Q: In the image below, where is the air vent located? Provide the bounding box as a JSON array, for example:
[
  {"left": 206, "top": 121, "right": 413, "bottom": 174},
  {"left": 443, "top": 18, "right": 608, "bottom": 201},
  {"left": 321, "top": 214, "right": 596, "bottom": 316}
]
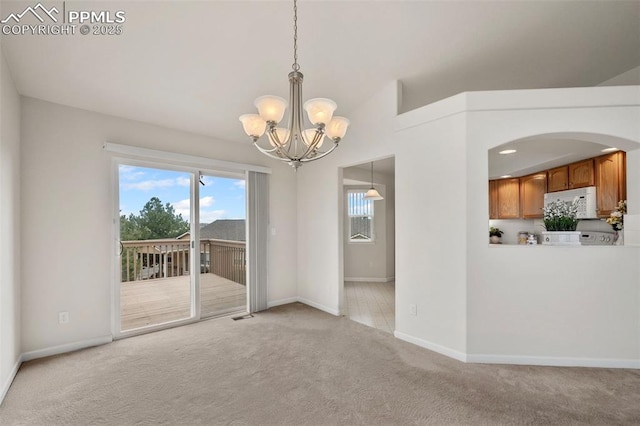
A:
[{"left": 232, "top": 314, "right": 254, "bottom": 321}]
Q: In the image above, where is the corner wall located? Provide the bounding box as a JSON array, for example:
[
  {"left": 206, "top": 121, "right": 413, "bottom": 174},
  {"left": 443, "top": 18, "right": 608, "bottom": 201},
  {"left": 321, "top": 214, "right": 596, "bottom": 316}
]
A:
[
  {"left": 0, "top": 46, "right": 22, "bottom": 401},
  {"left": 463, "top": 88, "right": 640, "bottom": 365},
  {"left": 296, "top": 82, "right": 468, "bottom": 354},
  {"left": 19, "top": 97, "right": 298, "bottom": 354}
]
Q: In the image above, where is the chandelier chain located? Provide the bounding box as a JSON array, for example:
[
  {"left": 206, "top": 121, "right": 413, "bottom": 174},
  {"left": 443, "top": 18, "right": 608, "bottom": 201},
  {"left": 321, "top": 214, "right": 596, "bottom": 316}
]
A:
[{"left": 292, "top": 0, "right": 299, "bottom": 71}]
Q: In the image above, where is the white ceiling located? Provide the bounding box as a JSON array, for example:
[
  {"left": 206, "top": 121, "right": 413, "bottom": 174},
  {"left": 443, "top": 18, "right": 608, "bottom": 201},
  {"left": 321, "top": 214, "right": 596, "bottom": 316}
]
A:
[
  {"left": 1, "top": 0, "right": 639, "bottom": 147},
  {"left": 488, "top": 138, "right": 616, "bottom": 179}
]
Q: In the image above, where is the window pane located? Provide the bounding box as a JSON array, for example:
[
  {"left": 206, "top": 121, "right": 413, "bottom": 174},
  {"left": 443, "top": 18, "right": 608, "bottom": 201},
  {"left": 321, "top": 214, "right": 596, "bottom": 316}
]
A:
[
  {"left": 348, "top": 192, "right": 373, "bottom": 216},
  {"left": 348, "top": 190, "right": 374, "bottom": 241},
  {"left": 350, "top": 217, "right": 372, "bottom": 240}
]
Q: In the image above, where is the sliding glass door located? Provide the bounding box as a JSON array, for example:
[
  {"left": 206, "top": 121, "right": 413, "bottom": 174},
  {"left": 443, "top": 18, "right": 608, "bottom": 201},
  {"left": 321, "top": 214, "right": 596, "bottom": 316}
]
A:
[
  {"left": 118, "top": 164, "right": 195, "bottom": 332},
  {"left": 198, "top": 174, "right": 247, "bottom": 318},
  {"left": 116, "top": 162, "right": 249, "bottom": 335}
]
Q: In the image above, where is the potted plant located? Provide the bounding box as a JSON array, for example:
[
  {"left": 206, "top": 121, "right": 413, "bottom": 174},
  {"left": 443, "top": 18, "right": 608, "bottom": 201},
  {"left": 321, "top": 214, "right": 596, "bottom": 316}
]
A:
[
  {"left": 489, "top": 227, "right": 503, "bottom": 244},
  {"left": 541, "top": 199, "right": 580, "bottom": 245},
  {"left": 606, "top": 199, "right": 626, "bottom": 245}
]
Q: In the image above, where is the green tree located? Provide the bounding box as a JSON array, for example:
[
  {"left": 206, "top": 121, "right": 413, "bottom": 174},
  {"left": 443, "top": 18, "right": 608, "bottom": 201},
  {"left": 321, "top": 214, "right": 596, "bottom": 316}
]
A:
[{"left": 120, "top": 197, "right": 190, "bottom": 241}]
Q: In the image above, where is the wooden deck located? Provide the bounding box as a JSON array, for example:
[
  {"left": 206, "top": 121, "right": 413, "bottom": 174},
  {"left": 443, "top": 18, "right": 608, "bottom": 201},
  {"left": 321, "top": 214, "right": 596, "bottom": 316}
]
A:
[{"left": 120, "top": 273, "right": 246, "bottom": 331}]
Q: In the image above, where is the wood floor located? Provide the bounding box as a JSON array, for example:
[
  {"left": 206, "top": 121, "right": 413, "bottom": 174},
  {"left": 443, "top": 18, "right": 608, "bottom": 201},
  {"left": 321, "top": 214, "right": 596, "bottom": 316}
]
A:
[
  {"left": 121, "top": 273, "right": 246, "bottom": 330},
  {"left": 344, "top": 281, "right": 395, "bottom": 333}
]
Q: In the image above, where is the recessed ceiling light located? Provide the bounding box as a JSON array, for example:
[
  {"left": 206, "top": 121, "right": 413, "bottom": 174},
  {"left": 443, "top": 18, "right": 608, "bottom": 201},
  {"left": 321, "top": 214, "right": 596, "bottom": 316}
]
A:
[
  {"left": 499, "top": 149, "right": 517, "bottom": 155},
  {"left": 601, "top": 147, "right": 619, "bottom": 152},
  {"left": 500, "top": 175, "right": 512, "bottom": 178}
]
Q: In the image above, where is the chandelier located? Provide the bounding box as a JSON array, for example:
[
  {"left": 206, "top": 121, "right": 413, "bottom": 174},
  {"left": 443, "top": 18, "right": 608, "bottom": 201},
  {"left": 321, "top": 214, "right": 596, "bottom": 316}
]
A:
[{"left": 239, "top": 0, "right": 349, "bottom": 170}]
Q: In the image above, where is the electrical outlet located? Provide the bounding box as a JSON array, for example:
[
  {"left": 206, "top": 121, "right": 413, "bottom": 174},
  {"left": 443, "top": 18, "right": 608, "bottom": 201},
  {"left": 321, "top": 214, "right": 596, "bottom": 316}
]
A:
[
  {"left": 58, "top": 311, "right": 69, "bottom": 324},
  {"left": 409, "top": 304, "right": 417, "bottom": 316}
]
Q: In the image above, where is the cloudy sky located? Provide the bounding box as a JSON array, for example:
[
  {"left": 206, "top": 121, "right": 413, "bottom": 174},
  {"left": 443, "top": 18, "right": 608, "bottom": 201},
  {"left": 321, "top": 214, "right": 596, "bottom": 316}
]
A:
[{"left": 119, "top": 165, "right": 246, "bottom": 224}]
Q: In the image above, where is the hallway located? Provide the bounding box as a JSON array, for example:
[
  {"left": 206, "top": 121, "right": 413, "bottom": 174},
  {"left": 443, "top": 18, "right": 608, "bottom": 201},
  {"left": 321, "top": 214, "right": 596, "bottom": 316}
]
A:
[{"left": 344, "top": 281, "right": 395, "bottom": 333}]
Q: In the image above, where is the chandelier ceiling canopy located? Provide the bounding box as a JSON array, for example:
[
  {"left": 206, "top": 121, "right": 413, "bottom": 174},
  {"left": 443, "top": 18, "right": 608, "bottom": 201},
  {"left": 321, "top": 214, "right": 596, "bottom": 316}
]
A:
[{"left": 239, "top": 0, "right": 349, "bottom": 170}]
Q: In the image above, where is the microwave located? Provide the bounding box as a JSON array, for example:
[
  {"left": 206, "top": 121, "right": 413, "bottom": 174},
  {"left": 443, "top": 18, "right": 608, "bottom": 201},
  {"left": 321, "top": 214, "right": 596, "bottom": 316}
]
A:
[{"left": 543, "top": 186, "right": 598, "bottom": 219}]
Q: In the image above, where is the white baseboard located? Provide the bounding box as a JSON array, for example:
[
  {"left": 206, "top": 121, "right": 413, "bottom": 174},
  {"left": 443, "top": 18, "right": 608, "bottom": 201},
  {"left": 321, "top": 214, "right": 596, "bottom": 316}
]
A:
[
  {"left": 1, "top": 354, "right": 24, "bottom": 405},
  {"left": 21, "top": 335, "right": 113, "bottom": 362},
  {"left": 344, "top": 277, "right": 395, "bottom": 283},
  {"left": 297, "top": 297, "right": 340, "bottom": 316},
  {"left": 267, "top": 297, "right": 299, "bottom": 308},
  {"left": 392, "top": 330, "right": 640, "bottom": 369},
  {"left": 268, "top": 297, "right": 340, "bottom": 317},
  {"left": 467, "top": 354, "right": 640, "bottom": 369},
  {"left": 394, "top": 331, "right": 468, "bottom": 362}
]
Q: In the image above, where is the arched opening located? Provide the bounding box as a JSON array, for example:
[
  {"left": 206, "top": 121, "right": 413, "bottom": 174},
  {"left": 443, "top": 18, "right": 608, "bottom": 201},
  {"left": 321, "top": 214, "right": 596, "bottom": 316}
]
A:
[{"left": 487, "top": 133, "right": 638, "bottom": 245}]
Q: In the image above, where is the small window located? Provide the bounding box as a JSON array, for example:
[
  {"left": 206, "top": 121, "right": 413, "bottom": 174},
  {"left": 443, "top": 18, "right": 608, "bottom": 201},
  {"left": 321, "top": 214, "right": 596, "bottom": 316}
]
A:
[{"left": 348, "top": 190, "right": 374, "bottom": 242}]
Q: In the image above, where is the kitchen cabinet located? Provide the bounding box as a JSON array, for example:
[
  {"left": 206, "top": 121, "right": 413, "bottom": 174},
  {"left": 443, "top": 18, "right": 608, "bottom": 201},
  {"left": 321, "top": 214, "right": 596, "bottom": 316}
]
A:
[
  {"left": 547, "top": 159, "right": 594, "bottom": 192},
  {"left": 520, "top": 173, "right": 547, "bottom": 218},
  {"left": 488, "top": 151, "right": 625, "bottom": 220},
  {"left": 495, "top": 178, "right": 520, "bottom": 219},
  {"left": 568, "top": 159, "right": 595, "bottom": 189},
  {"left": 547, "top": 166, "right": 568, "bottom": 192},
  {"left": 488, "top": 180, "right": 499, "bottom": 219},
  {"left": 595, "top": 151, "right": 626, "bottom": 217}
]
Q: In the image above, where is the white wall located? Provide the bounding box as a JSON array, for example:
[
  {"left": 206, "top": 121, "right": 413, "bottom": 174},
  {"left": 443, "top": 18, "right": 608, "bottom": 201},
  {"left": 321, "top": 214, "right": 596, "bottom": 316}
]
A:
[
  {"left": 19, "top": 97, "right": 298, "bottom": 353},
  {"left": 0, "top": 47, "right": 21, "bottom": 399},
  {"left": 394, "top": 112, "right": 469, "bottom": 355},
  {"left": 598, "top": 65, "right": 640, "bottom": 86}
]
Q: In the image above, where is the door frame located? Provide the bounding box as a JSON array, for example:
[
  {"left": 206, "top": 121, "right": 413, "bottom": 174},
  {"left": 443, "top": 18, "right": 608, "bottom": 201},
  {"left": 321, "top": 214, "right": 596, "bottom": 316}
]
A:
[
  {"left": 110, "top": 157, "right": 247, "bottom": 339},
  {"left": 338, "top": 156, "right": 396, "bottom": 329}
]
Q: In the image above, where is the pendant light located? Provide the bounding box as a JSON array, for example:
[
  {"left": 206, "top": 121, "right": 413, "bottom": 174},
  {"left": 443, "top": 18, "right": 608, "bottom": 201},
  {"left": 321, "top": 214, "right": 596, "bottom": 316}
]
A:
[
  {"left": 363, "top": 162, "right": 383, "bottom": 200},
  {"left": 239, "top": 0, "right": 350, "bottom": 170}
]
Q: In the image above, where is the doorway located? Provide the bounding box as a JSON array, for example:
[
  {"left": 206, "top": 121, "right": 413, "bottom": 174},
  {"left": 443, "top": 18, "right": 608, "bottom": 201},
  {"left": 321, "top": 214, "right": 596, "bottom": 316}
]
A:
[
  {"left": 116, "top": 162, "right": 247, "bottom": 335},
  {"left": 341, "top": 157, "right": 396, "bottom": 333}
]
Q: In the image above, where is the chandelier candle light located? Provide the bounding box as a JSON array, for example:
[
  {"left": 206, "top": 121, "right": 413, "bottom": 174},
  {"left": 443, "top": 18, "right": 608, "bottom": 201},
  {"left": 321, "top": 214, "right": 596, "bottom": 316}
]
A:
[{"left": 239, "top": 0, "right": 350, "bottom": 170}]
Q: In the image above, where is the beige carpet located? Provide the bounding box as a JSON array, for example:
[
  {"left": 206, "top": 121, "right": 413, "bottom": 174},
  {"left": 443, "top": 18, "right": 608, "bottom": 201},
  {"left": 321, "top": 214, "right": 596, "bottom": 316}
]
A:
[{"left": 1, "top": 303, "right": 639, "bottom": 425}]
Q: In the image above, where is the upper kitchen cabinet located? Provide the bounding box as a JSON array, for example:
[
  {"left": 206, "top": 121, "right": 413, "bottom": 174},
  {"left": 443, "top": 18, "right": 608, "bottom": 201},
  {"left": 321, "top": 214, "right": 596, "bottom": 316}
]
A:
[
  {"left": 520, "top": 173, "right": 547, "bottom": 219},
  {"left": 489, "top": 139, "right": 628, "bottom": 221},
  {"left": 547, "top": 159, "right": 595, "bottom": 192},
  {"left": 488, "top": 180, "right": 499, "bottom": 219},
  {"left": 595, "top": 151, "right": 626, "bottom": 217},
  {"left": 493, "top": 178, "right": 520, "bottom": 219},
  {"left": 568, "top": 159, "right": 595, "bottom": 189},
  {"left": 547, "top": 166, "right": 569, "bottom": 192}
]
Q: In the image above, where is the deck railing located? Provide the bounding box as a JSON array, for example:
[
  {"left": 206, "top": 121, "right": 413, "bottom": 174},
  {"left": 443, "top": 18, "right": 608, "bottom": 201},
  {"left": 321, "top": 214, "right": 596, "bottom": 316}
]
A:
[
  {"left": 121, "top": 238, "right": 246, "bottom": 285},
  {"left": 200, "top": 239, "right": 247, "bottom": 285}
]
